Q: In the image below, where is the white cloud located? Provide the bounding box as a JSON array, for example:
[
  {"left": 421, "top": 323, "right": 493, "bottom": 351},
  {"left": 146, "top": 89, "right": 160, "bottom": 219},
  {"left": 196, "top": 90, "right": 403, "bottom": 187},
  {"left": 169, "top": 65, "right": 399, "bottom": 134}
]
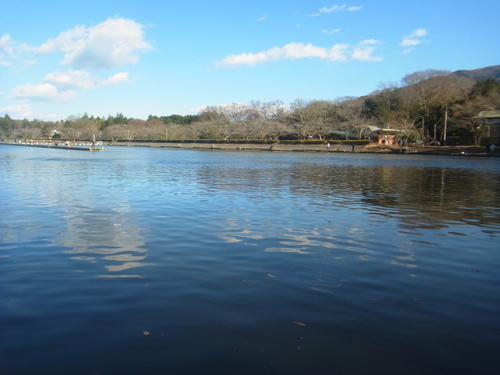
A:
[
  {"left": 216, "top": 40, "right": 381, "bottom": 68},
  {"left": 410, "top": 29, "right": 427, "bottom": 37},
  {"left": 47, "top": 18, "right": 153, "bottom": 70},
  {"left": 35, "top": 26, "right": 88, "bottom": 55},
  {"left": 359, "top": 39, "right": 381, "bottom": 45},
  {"left": 101, "top": 72, "right": 130, "bottom": 86},
  {"left": 0, "top": 34, "right": 31, "bottom": 56},
  {"left": 8, "top": 64, "right": 132, "bottom": 107},
  {"left": 10, "top": 83, "right": 77, "bottom": 103},
  {"left": 351, "top": 46, "right": 379, "bottom": 61},
  {"left": 2, "top": 17, "right": 147, "bottom": 112},
  {"left": 216, "top": 43, "right": 337, "bottom": 67},
  {"left": 400, "top": 29, "right": 427, "bottom": 50},
  {"left": 0, "top": 34, "right": 31, "bottom": 65},
  {"left": 319, "top": 4, "right": 363, "bottom": 13},
  {"left": 283, "top": 43, "right": 331, "bottom": 59},
  {"left": 0, "top": 34, "right": 14, "bottom": 55},
  {"left": 400, "top": 39, "right": 421, "bottom": 47},
  {"left": 34, "top": 17, "right": 153, "bottom": 70},
  {"left": 21, "top": 59, "right": 37, "bottom": 69},
  {"left": 0, "top": 104, "right": 37, "bottom": 118},
  {"left": 0, "top": 104, "right": 59, "bottom": 120},
  {"left": 43, "top": 70, "right": 91, "bottom": 89},
  {"left": 1, "top": 17, "right": 152, "bottom": 72},
  {"left": 42, "top": 70, "right": 130, "bottom": 90},
  {"left": 351, "top": 39, "right": 382, "bottom": 61}
]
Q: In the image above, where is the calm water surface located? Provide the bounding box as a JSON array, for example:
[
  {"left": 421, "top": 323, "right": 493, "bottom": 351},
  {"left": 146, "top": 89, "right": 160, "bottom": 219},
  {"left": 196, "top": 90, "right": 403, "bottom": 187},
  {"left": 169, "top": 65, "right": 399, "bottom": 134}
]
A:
[{"left": 1, "top": 145, "right": 499, "bottom": 375}]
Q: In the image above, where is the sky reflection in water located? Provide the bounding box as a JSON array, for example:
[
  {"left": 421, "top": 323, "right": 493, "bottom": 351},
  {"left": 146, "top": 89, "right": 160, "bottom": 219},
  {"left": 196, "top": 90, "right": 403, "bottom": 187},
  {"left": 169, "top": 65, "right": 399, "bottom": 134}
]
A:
[{"left": 0, "top": 145, "right": 499, "bottom": 375}]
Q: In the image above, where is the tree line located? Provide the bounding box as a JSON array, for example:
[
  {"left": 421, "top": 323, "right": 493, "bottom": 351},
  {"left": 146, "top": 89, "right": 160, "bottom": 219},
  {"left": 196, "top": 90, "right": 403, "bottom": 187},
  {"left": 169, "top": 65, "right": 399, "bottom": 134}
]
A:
[{"left": 1, "top": 69, "right": 499, "bottom": 145}]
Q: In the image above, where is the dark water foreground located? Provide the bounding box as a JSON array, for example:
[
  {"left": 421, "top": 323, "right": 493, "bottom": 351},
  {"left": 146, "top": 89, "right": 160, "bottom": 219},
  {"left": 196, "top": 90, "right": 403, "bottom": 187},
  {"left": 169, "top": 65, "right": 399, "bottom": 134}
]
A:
[{"left": 1, "top": 145, "right": 499, "bottom": 375}]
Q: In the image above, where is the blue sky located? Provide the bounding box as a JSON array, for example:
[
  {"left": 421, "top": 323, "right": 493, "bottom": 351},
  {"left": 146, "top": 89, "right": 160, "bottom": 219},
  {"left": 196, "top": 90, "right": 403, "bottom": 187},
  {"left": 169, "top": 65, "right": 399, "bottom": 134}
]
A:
[{"left": 1, "top": 0, "right": 499, "bottom": 120}]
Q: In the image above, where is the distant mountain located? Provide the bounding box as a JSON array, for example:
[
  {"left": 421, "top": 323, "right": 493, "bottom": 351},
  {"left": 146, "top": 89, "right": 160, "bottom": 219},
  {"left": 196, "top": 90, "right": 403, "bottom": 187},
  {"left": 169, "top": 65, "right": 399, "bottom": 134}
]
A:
[{"left": 452, "top": 65, "right": 500, "bottom": 81}]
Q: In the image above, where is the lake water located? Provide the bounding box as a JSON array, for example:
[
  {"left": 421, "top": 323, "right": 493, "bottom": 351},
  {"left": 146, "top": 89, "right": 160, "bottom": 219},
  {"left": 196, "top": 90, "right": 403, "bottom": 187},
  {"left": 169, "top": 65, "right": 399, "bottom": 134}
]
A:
[{"left": 1, "top": 145, "right": 499, "bottom": 375}]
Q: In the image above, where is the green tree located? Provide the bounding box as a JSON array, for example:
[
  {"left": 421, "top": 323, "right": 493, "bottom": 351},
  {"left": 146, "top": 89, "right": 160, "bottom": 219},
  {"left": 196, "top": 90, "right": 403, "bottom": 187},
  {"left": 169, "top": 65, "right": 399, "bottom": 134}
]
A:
[
  {"left": 0, "top": 114, "right": 14, "bottom": 137},
  {"left": 114, "top": 112, "right": 129, "bottom": 125},
  {"left": 452, "top": 79, "right": 500, "bottom": 144},
  {"left": 363, "top": 96, "right": 391, "bottom": 124}
]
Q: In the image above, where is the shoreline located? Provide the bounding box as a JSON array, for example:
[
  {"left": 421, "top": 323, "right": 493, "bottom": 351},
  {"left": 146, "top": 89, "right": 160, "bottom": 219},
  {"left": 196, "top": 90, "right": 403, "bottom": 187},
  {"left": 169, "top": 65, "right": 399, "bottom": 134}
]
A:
[
  {"left": 2, "top": 140, "right": 496, "bottom": 156},
  {"left": 110, "top": 141, "right": 496, "bottom": 156}
]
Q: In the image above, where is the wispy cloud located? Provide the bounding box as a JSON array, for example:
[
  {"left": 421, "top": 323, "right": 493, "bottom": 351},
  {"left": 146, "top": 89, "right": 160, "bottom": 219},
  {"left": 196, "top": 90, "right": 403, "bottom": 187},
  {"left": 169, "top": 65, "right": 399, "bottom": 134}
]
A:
[
  {"left": 10, "top": 83, "right": 77, "bottom": 103},
  {"left": 9, "top": 70, "right": 131, "bottom": 103},
  {"left": 400, "top": 29, "right": 427, "bottom": 53},
  {"left": 0, "top": 34, "right": 30, "bottom": 66},
  {"left": 0, "top": 34, "right": 14, "bottom": 55},
  {"left": 0, "top": 59, "right": 13, "bottom": 67},
  {"left": 19, "top": 59, "right": 37, "bottom": 70},
  {"left": 101, "top": 72, "right": 130, "bottom": 86},
  {"left": 42, "top": 70, "right": 130, "bottom": 90},
  {"left": 351, "top": 40, "right": 382, "bottom": 61},
  {"left": 0, "top": 104, "right": 40, "bottom": 118},
  {"left": 319, "top": 4, "right": 363, "bottom": 13},
  {"left": 216, "top": 40, "right": 381, "bottom": 68},
  {"left": 322, "top": 29, "right": 342, "bottom": 35},
  {"left": 309, "top": 4, "right": 362, "bottom": 17},
  {"left": 43, "top": 70, "right": 96, "bottom": 90}
]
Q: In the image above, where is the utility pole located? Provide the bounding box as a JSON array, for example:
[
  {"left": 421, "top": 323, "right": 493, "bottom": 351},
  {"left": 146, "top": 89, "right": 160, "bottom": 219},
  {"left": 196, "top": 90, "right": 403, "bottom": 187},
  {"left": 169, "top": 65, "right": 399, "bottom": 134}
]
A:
[
  {"left": 442, "top": 105, "right": 448, "bottom": 145},
  {"left": 421, "top": 117, "right": 425, "bottom": 143}
]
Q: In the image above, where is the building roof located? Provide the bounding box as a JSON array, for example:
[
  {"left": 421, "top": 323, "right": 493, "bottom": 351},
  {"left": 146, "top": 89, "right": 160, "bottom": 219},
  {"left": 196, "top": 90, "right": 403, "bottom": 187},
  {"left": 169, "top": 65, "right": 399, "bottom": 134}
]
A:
[{"left": 478, "top": 110, "right": 500, "bottom": 119}]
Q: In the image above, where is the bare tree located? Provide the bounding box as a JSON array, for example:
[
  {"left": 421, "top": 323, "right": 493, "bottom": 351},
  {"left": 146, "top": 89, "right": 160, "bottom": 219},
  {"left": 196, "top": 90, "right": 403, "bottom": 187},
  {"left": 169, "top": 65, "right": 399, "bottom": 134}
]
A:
[
  {"left": 102, "top": 124, "right": 127, "bottom": 140},
  {"left": 327, "top": 97, "right": 374, "bottom": 139},
  {"left": 288, "top": 98, "right": 317, "bottom": 139},
  {"left": 62, "top": 116, "right": 100, "bottom": 140},
  {"left": 401, "top": 70, "right": 474, "bottom": 141},
  {"left": 251, "top": 100, "right": 288, "bottom": 121}
]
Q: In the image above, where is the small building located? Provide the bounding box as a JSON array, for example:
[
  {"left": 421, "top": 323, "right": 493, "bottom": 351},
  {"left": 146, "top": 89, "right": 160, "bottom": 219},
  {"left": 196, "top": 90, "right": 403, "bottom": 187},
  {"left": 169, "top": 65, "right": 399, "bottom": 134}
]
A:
[
  {"left": 477, "top": 110, "right": 500, "bottom": 137},
  {"left": 377, "top": 130, "right": 397, "bottom": 145},
  {"left": 378, "top": 134, "right": 395, "bottom": 145},
  {"left": 376, "top": 128, "right": 407, "bottom": 145}
]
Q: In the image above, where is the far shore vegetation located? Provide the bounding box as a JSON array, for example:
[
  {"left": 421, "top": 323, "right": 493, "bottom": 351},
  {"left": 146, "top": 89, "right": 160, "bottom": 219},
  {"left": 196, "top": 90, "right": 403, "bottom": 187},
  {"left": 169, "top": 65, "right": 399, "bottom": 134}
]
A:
[{"left": 1, "top": 69, "right": 499, "bottom": 146}]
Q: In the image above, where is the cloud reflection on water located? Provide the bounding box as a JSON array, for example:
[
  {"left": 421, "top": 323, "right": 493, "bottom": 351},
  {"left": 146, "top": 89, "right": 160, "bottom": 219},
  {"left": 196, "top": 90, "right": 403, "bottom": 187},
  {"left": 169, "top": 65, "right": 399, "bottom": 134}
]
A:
[
  {"left": 60, "top": 207, "right": 152, "bottom": 277},
  {"left": 7, "top": 155, "right": 152, "bottom": 278}
]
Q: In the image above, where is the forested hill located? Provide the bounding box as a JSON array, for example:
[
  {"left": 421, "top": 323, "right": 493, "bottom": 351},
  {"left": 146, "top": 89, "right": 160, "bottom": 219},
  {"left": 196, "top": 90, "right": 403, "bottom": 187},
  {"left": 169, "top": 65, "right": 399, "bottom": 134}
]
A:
[{"left": 452, "top": 65, "right": 500, "bottom": 81}]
